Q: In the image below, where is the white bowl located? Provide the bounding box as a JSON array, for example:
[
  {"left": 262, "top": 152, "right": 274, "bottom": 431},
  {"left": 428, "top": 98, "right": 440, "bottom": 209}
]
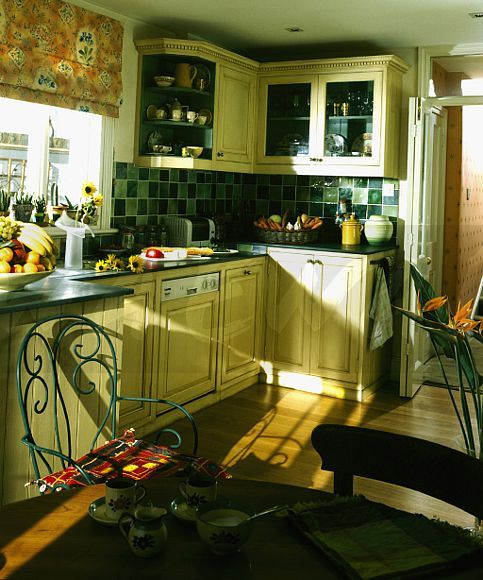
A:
[
  {"left": 196, "top": 500, "right": 253, "bottom": 555},
  {"left": 154, "top": 76, "right": 175, "bottom": 87},
  {"left": 186, "top": 146, "right": 203, "bottom": 159},
  {"left": 0, "top": 269, "right": 54, "bottom": 292}
]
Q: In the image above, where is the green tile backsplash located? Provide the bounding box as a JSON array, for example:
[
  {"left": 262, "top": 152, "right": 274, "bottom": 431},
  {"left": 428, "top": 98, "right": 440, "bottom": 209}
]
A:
[{"left": 112, "top": 162, "right": 399, "bottom": 236}]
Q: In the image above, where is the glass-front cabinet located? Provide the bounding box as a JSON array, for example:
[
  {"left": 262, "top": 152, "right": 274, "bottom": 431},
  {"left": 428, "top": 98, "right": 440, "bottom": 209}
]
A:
[{"left": 257, "top": 56, "right": 408, "bottom": 177}]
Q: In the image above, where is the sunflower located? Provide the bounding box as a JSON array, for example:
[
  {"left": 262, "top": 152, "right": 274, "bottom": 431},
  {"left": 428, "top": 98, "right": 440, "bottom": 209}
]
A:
[
  {"left": 127, "top": 255, "right": 144, "bottom": 274},
  {"left": 95, "top": 259, "right": 109, "bottom": 272},
  {"left": 92, "top": 194, "right": 103, "bottom": 207},
  {"left": 106, "top": 254, "right": 123, "bottom": 271},
  {"left": 82, "top": 181, "right": 97, "bottom": 197}
]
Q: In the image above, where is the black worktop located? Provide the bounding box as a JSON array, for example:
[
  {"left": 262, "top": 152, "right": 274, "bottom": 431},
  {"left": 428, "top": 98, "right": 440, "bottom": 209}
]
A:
[{"left": 0, "top": 242, "right": 396, "bottom": 315}]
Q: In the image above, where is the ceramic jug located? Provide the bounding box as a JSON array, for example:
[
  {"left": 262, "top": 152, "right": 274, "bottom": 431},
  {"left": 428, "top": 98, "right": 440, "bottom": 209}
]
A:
[
  {"left": 340, "top": 213, "right": 363, "bottom": 245},
  {"left": 119, "top": 506, "right": 168, "bottom": 558},
  {"left": 174, "top": 63, "right": 197, "bottom": 88}
]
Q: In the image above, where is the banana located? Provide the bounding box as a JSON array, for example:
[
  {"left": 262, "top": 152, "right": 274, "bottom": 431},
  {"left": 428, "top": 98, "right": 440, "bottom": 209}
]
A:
[
  {"left": 17, "top": 231, "right": 47, "bottom": 255},
  {"left": 20, "top": 223, "right": 54, "bottom": 254}
]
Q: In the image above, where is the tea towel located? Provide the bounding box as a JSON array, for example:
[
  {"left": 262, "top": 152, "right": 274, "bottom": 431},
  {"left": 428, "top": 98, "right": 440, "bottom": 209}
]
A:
[{"left": 369, "top": 265, "right": 393, "bottom": 350}]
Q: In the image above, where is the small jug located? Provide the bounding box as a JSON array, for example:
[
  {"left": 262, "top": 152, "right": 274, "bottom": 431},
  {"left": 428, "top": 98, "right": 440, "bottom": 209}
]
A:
[
  {"left": 174, "top": 63, "right": 197, "bottom": 88},
  {"left": 340, "top": 213, "right": 363, "bottom": 245},
  {"left": 119, "top": 506, "right": 168, "bottom": 558}
]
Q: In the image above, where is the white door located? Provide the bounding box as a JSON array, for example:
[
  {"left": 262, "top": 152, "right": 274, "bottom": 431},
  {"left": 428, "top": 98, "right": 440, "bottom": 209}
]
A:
[{"left": 399, "top": 97, "right": 447, "bottom": 397}]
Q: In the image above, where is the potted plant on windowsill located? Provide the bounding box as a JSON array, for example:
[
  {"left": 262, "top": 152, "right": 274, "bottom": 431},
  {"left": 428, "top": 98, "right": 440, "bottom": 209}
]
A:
[
  {"left": 33, "top": 195, "right": 47, "bottom": 224},
  {"left": 0, "top": 190, "right": 12, "bottom": 217},
  {"left": 12, "top": 191, "right": 34, "bottom": 222}
]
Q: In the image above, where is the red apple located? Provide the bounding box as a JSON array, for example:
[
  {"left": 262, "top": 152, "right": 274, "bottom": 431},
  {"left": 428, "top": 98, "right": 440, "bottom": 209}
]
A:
[{"left": 145, "top": 247, "right": 164, "bottom": 259}]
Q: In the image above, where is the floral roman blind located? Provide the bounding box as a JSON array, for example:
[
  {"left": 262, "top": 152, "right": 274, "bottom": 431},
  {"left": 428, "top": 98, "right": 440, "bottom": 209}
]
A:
[{"left": 0, "top": 0, "right": 123, "bottom": 117}]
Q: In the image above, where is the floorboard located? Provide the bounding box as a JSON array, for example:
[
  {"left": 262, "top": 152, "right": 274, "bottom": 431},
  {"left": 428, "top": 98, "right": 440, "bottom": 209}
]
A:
[{"left": 168, "top": 382, "right": 478, "bottom": 529}]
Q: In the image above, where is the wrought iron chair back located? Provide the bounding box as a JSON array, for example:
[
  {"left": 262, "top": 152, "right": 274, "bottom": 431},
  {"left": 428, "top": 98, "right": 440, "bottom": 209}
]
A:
[{"left": 16, "top": 313, "right": 198, "bottom": 488}]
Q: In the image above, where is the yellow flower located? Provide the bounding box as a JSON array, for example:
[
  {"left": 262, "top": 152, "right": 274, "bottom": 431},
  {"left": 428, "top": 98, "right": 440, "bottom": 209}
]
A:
[
  {"left": 106, "top": 254, "right": 123, "bottom": 271},
  {"left": 82, "top": 182, "right": 97, "bottom": 197},
  {"left": 93, "top": 194, "right": 103, "bottom": 207},
  {"left": 95, "top": 259, "right": 108, "bottom": 272},
  {"left": 127, "top": 255, "right": 144, "bottom": 273}
]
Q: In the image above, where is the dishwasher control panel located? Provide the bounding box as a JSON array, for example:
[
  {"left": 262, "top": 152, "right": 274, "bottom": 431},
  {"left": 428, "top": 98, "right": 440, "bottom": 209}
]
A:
[{"left": 161, "top": 273, "right": 219, "bottom": 301}]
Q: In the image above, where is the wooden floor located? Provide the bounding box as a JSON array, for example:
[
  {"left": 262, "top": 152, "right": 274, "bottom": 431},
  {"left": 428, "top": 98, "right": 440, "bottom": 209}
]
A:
[{"left": 170, "top": 381, "right": 477, "bottom": 529}]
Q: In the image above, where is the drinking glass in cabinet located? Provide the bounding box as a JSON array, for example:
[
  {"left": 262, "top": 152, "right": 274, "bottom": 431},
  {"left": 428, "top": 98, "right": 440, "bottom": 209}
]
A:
[
  {"left": 265, "top": 83, "right": 311, "bottom": 156},
  {"left": 325, "top": 80, "right": 374, "bottom": 158}
]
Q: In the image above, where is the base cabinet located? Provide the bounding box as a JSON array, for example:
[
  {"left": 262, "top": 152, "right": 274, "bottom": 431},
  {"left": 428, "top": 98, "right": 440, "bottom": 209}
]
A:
[
  {"left": 264, "top": 248, "right": 392, "bottom": 400},
  {"left": 158, "top": 291, "right": 219, "bottom": 406},
  {"left": 218, "top": 261, "right": 265, "bottom": 394}
]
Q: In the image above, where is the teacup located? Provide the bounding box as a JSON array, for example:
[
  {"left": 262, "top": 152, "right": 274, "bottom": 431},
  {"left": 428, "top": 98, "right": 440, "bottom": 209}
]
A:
[
  {"left": 151, "top": 144, "right": 172, "bottom": 154},
  {"left": 196, "top": 499, "right": 253, "bottom": 555},
  {"left": 178, "top": 472, "right": 218, "bottom": 515},
  {"left": 155, "top": 108, "right": 167, "bottom": 119},
  {"left": 105, "top": 478, "right": 146, "bottom": 521},
  {"left": 171, "top": 110, "right": 182, "bottom": 121},
  {"left": 187, "top": 111, "right": 198, "bottom": 123},
  {"left": 197, "top": 115, "right": 208, "bottom": 126}
]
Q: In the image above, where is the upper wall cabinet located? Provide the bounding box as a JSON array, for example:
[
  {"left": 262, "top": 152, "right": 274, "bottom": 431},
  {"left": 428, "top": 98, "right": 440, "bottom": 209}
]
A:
[
  {"left": 134, "top": 39, "right": 258, "bottom": 173},
  {"left": 256, "top": 55, "right": 409, "bottom": 177}
]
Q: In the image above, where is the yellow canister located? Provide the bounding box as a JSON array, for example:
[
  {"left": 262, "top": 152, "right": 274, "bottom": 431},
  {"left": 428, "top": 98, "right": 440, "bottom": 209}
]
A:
[{"left": 340, "top": 213, "right": 363, "bottom": 245}]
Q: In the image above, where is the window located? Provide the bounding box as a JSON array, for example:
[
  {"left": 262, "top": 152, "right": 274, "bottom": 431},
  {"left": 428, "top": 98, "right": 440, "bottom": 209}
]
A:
[{"left": 0, "top": 97, "right": 113, "bottom": 228}]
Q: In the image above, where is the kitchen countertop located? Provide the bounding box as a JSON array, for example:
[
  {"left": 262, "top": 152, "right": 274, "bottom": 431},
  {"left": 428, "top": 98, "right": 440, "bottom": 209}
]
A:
[{"left": 0, "top": 243, "right": 396, "bottom": 315}]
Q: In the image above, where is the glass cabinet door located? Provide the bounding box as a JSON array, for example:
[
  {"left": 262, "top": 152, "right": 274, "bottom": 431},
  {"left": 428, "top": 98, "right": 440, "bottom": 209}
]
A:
[
  {"left": 323, "top": 79, "right": 375, "bottom": 160},
  {"left": 261, "top": 78, "right": 317, "bottom": 161}
]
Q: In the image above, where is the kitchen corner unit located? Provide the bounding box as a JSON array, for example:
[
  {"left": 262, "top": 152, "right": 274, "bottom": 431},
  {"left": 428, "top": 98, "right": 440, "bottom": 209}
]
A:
[{"left": 134, "top": 38, "right": 258, "bottom": 173}]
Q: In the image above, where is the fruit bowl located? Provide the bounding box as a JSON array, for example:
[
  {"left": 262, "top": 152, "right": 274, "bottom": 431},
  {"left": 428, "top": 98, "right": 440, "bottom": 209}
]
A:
[
  {"left": 154, "top": 75, "right": 175, "bottom": 87},
  {"left": 0, "top": 269, "right": 55, "bottom": 292}
]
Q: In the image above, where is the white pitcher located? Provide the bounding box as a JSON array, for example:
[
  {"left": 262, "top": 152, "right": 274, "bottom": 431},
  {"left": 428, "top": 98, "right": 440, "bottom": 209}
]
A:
[{"left": 119, "top": 506, "right": 168, "bottom": 558}]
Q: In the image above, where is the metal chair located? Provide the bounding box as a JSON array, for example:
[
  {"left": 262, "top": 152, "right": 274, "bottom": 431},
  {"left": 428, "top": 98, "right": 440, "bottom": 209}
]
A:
[
  {"left": 311, "top": 423, "right": 483, "bottom": 520},
  {"left": 16, "top": 313, "right": 208, "bottom": 493}
]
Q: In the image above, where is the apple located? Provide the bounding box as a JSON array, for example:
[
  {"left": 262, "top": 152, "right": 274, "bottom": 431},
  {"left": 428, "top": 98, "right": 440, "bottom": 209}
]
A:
[
  {"left": 269, "top": 214, "right": 282, "bottom": 224},
  {"left": 145, "top": 247, "right": 164, "bottom": 259}
]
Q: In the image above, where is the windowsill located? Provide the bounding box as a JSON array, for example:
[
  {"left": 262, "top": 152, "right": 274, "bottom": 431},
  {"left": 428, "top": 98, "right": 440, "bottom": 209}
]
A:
[{"left": 46, "top": 226, "right": 119, "bottom": 238}]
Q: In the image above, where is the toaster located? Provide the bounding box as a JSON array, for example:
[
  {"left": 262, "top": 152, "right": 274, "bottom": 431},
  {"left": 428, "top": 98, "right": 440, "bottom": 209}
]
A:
[{"left": 164, "top": 216, "right": 216, "bottom": 247}]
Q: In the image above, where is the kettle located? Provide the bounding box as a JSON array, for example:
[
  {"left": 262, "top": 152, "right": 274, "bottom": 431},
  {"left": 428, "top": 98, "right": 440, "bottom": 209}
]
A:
[
  {"left": 174, "top": 63, "right": 197, "bottom": 88},
  {"left": 340, "top": 213, "right": 363, "bottom": 245}
]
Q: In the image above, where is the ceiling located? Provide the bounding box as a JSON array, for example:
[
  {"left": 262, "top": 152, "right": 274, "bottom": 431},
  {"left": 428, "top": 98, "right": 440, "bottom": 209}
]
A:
[{"left": 86, "top": 0, "right": 483, "bottom": 59}]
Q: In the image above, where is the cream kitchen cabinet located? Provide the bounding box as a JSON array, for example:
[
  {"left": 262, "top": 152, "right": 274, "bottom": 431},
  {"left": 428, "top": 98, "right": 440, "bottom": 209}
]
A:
[
  {"left": 213, "top": 63, "right": 257, "bottom": 172},
  {"left": 256, "top": 55, "right": 409, "bottom": 177},
  {"left": 217, "top": 260, "right": 265, "bottom": 396},
  {"left": 97, "top": 275, "right": 158, "bottom": 429},
  {"left": 264, "top": 247, "right": 394, "bottom": 401},
  {"left": 134, "top": 38, "right": 258, "bottom": 172},
  {"left": 158, "top": 289, "right": 219, "bottom": 406}
]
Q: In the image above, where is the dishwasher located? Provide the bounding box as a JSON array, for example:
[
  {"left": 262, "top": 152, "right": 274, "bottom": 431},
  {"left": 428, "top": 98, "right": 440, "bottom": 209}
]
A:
[{"left": 158, "top": 272, "right": 220, "bottom": 408}]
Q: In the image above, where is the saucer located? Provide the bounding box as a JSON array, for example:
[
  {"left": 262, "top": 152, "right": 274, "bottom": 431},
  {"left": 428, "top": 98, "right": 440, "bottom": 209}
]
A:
[
  {"left": 88, "top": 497, "right": 118, "bottom": 527},
  {"left": 170, "top": 496, "right": 196, "bottom": 522}
]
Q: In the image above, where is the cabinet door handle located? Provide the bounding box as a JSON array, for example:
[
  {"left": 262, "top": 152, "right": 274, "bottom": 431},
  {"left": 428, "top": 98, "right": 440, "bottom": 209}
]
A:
[
  {"left": 244, "top": 270, "right": 252, "bottom": 276},
  {"left": 307, "top": 259, "right": 315, "bottom": 264},
  {"left": 309, "top": 157, "right": 317, "bottom": 162},
  {"left": 217, "top": 151, "right": 224, "bottom": 157},
  {"left": 315, "top": 259, "right": 323, "bottom": 265}
]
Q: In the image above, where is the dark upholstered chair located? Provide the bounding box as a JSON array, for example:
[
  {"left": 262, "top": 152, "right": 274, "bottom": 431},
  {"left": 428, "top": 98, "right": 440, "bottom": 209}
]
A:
[
  {"left": 15, "top": 314, "right": 227, "bottom": 493},
  {"left": 311, "top": 423, "right": 483, "bottom": 520}
]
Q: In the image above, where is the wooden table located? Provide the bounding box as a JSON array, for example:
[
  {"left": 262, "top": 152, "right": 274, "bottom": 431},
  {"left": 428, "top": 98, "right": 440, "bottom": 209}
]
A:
[{"left": 0, "top": 478, "right": 481, "bottom": 579}]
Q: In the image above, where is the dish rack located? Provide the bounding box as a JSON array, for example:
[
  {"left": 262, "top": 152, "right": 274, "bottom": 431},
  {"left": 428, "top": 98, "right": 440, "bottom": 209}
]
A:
[{"left": 256, "top": 228, "right": 319, "bottom": 245}]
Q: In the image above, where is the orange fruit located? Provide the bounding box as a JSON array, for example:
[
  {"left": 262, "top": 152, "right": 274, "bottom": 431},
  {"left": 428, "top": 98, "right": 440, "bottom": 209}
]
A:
[
  {"left": 11, "top": 264, "right": 24, "bottom": 273},
  {"left": 36, "top": 263, "right": 46, "bottom": 272},
  {"left": 0, "top": 260, "right": 10, "bottom": 273},
  {"left": 23, "top": 262, "right": 38, "bottom": 273},
  {"left": 26, "top": 251, "right": 41, "bottom": 265},
  {"left": 0, "top": 247, "right": 14, "bottom": 262}
]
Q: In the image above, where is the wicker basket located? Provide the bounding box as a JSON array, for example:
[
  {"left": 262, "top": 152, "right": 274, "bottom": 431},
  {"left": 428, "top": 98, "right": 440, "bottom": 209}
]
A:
[{"left": 256, "top": 228, "right": 319, "bottom": 245}]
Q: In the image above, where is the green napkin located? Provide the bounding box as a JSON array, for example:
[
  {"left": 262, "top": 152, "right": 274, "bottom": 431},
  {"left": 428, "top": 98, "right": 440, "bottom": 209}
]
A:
[{"left": 287, "top": 496, "right": 483, "bottom": 579}]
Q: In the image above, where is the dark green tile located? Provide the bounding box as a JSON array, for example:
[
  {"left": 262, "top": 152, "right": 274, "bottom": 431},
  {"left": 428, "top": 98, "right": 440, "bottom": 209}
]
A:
[
  {"left": 116, "top": 162, "right": 127, "bottom": 179},
  {"left": 127, "top": 165, "right": 138, "bottom": 179},
  {"left": 127, "top": 181, "right": 137, "bottom": 198},
  {"left": 368, "top": 189, "right": 382, "bottom": 204}
]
